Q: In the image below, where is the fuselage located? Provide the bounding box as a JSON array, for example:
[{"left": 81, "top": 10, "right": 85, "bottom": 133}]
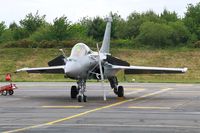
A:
[
  {"left": 64, "top": 43, "right": 99, "bottom": 79},
  {"left": 64, "top": 55, "right": 96, "bottom": 79}
]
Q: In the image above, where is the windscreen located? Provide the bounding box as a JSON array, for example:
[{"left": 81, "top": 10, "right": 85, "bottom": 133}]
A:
[{"left": 70, "top": 43, "right": 91, "bottom": 58}]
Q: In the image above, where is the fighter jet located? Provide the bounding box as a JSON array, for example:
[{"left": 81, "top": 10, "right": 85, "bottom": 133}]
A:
[{"left": 17, "top": 15, "right": 187, "bottom": 102}]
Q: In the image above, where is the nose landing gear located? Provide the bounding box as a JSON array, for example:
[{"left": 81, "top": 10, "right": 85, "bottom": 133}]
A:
[
  {"left": 70, "top": 79, "right": 87, "bottom": 102},
  {"left": 78, "top": 95, "right": 87, "bottom": 102}
]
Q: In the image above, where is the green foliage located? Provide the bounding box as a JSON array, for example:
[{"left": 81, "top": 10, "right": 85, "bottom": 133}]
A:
[
  {"left": 126, "top": 10, "right": 161, "bottom": 39},
  {"left": 84, "top": 17, "right": 106, "bottom": 41},
  {"left": 111, "top": 12, "right": 126, "bottom": 39},
  {"left": 136, "top": 22, "right": 173, "bottom": 48},
  {"left": 136, "top": 21, "right": 192, "bottom": 48},
  {"left": 126, "top": 12, "right": 144, "bottom": 39},
  {"left": 142, "top": 10, "right": 161, "bottom": 22},
  {"left": 29, "top": 25, "right": 52, "bottom": 41},
  {"left": 160, "top": 9, "right": 178, "bottom": 22},
  {"left": 29, "top": 16, "right": 73, "bottom": 42},
  {"left": 111, "top": 39, "right": 133, "bottom": 48},
  {"left": 9, "top": 22, "right": 18, "bottom": 30},
  {"left": 3, "top": 39, "right": 95, "bottom": 48},
  {"left": 8, "top": 22, "right": 28, "bottom": 40},
  {"left": 12, "top": 27, "right": 29, "bottom": 40},
  {"left": 69, "top": 23, "right": 87, "bottom": 39},
  {"left": 0, "top": 29, "right": 14, "bottom": 43},
  {"left": 168, "top": 21, "right": 191, "bottom": 44},
  {"left": 19, "top": 11, "right": 46, "bottom": 35},
  {"left": 184, "top": 3, "right": 200, "bottom": 40},
  {"left": 0, "top": 21, "right": 6, "bottom": 36},
  {"left": 50, "top": 16, "right": 71, "bottom": 41}
]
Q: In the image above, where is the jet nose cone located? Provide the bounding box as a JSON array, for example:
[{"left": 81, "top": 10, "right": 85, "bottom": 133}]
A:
[{"left": 64, "top": 62, "right": 81, "bottom": 77}]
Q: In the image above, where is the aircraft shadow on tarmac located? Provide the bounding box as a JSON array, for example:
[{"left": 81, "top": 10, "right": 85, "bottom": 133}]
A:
[{"left": 16, "top": 94, "right": 184, "bottom": 105}]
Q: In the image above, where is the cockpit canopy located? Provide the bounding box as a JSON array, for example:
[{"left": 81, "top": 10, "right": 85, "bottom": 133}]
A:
[{"left": 70, "top": 43, "right": 92, "bottom": 58}]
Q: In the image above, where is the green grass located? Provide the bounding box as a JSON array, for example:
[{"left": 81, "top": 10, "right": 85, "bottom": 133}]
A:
[{"left": 0, "top": 48, "right": 199, "bottom": 83}]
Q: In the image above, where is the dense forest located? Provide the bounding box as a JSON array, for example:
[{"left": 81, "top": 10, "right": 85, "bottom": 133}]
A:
[{"left": 0, "top": 2, "right": 200, "bottom": 49}]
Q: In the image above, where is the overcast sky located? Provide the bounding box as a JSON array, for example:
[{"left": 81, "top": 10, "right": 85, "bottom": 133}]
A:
[{"left": 0, "top": 0, "right": 199, "bottom": 25}]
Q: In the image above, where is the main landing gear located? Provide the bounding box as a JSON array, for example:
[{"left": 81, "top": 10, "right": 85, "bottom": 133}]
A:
[
  {"left": 113, "top": 85, "right": 124, "bottom": 97},
  {"left": 70, "top": 79, "right": 87, "bottom": 102},
  {"left": 70, "top": 77, "right": 124, "bottom": 102},
  {"left": 108, "top": 76, "right": 124, "bottom": 97}
]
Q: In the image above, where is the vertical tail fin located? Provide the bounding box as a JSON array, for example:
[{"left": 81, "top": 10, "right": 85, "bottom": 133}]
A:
[{"left": 100, "top": 15, "right": 112, "bottom": 54}]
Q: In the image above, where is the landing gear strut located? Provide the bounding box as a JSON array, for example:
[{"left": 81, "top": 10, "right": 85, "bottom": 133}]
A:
[
  {"left": 70, "top": 80, "right": 87, "bottom": 102},
  {"left": 108, "top": 76, "right": 124, "bottom": 97},
  {"left": 77, "top": 79, "right": 87, "bottom": 102}
]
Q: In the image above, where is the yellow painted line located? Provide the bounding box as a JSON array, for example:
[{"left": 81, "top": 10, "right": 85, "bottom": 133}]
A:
[
  {"left": 3, "top": 88, "right": 173, "bottom": 133},
  {"left": 128, "top": 106, "right": 171, "bottom": 109},
  {"left": 42, "top": 106, "right": 83, "bottom": 109}
]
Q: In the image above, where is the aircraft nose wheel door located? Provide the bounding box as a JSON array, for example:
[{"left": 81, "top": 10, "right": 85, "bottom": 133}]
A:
[{"left": 77, "top": 80, "right": 87, "bottom": 102}]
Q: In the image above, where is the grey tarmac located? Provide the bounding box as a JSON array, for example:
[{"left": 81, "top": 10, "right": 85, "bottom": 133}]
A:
[{"left": 0, "top": 82, "right": 200, "bottom": 133}]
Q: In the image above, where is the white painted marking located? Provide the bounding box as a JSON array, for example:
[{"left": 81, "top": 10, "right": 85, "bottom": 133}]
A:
[
  {"left": 37, "top": 123, "right": 200, "bottom": 129},
  {"left": 125, "top": 89, "right": 145, "bottom": 95},
  {"left": 128, "top": 106, "right": 171, "bottom": 109}
]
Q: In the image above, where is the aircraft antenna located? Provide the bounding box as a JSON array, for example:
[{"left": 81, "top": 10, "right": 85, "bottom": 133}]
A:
[{"left": 59, "top": 49, "right": 67, "bottom": 58}]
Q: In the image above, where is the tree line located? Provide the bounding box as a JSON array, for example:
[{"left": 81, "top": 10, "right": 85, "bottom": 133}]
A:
[{"left": 0, "top": 2, "right": 200, "bottom": 49}]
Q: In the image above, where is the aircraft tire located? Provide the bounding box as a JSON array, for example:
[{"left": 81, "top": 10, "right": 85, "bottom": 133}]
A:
[
  {"left": 83, "top": 95, "right": 87, "bottom": 102},
  {"left": 2, "top": 90, "right": 8, "bottom": 96},
  {"left": 117, "top": 86, "right": 124, "bottom": 97},
  {"left": 71, "top": 86, "right": 78, "bottom": 99},
  {"left": 78, "top": 95, "right": 82, "bottom": 102},
  {"left": 8, "top": 90, "right": 14, "bottom": 95}
]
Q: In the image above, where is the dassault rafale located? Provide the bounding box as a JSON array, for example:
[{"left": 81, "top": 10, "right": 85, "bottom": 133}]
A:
[{"left": 17, "top": 15, "right": 187, "bottom": 102}]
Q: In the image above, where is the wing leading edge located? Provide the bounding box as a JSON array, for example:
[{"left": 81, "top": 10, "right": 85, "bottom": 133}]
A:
[
  {"left": 16, "top": 66, "right": 65, "bottom": 74},
  {"left": 111, "top": 65, "right": 187, "bottom": 74}
]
